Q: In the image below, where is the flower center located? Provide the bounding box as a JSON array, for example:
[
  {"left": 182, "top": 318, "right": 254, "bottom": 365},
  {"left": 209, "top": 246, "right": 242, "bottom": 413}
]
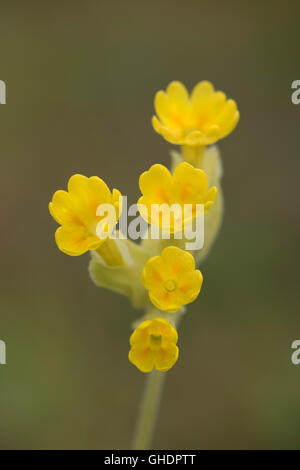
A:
[
  {"left": 150, "top": 334, "right": 162, "bottom": 349},
  {"left": 163, "top": 279, "right": 177, "bottom": 293}
]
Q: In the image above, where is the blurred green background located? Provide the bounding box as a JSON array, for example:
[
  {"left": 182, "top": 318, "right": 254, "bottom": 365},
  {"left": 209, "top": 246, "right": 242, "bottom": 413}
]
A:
[{"left": 0, "top": 0, "right": 299, "bottom": 449}]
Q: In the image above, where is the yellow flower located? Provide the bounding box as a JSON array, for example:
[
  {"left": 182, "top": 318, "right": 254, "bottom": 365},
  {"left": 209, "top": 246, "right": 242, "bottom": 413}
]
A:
[
  {"left": 152, "top": 80, "right": 239, "bottom": 146},
  {"left": 142, "top": 246, "right": 203, "bottom": 313},
  {"left": 49, "top": 174, "right": 122, "bottom": 256},
  {"left": 129, "top": 318, "right": 179, "bottom": 373},
  {"left": 138, "top": 161, "right": 217, "bottom": 233}
]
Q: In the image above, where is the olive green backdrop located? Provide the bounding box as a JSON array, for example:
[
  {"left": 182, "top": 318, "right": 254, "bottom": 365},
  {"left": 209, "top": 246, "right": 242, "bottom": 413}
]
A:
[{"left": 0, "top": 0, "right": 299, "bottom": 449}]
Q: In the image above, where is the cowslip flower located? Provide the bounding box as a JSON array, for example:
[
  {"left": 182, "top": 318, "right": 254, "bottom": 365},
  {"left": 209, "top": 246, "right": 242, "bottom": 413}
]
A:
[
  {"left": 142, "top": 246, "right": 203, "bottom": 313},
  {"left": 49, "top": 77, "right": 240, "bottom": 448},
  {"left": 138, "top": 161, "right": 217, "bottom": 232},
  {"left": 49, "top": 174, "right": 122, "bottom": 256},
  {"left": 129, "top": 318, "right": 179, "bottom": 373},
  {"left": 152, "top": 80, "right": 239, "bottom": 147}
]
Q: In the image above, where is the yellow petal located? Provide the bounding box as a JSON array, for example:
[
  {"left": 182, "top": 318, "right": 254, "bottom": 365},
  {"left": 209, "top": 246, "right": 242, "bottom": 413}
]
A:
[
  {"left": 139, "top": 163, "right": 172, "bottom": 202},
  {"left": 129, "top": 345, "right": 154, "bottom": 373},
  {"left": 203, "top": 124, "right": 221, "bottom": 141},
  {"left": 65, "top": 175, "right": 96, "bottom": 225},
  {"left": 191, "top": 80, "right": 214, "bottom": 102},
  {"left": 151, "top": 116, "right": 183, "bottom": 144},
  {"left": 49, "top": 190, "right": 79, "bottom": 226},
  {"left": 55, "top": 225, "right": 101, "bottom": 256},
  {"left": 67, "top": 175, "right": 111, "bottom": 222},
  {"left": 210, "top": 91, "right": 227, "bottom": 113},
  {"left": 149, "top": 291, "right": 181, "bottom": 313},
  {"left": 112, "top": 188, "right": 123, "bottom": 220},
  {"left": 129, "top": 320, "right": 152, "bottom": 347},
  {"left": 154, "top": 90, "right": 173, "bottom": 126},
  {"left": 161, "top": 245, "right": 195, "bottom": 274},
  {"left": 87, "top": 176, "right": 112, "bottom": 205},
  {"left": 183, "top": 130, "right": 207, "bottom": 146},
  {"left": 203, "top": 186, "right": 218, "bottom": 213},
  {"left": 153, "top": 81, "right": 189, "bottom": 136},
  {"left": 215, "top": 99, "right": 239, "bottom": 137},
  {"left": 178, "top": 269, "right": 203, "bottom": 302},
  {"left": 166, "top": 81, "right": 189, "bottom": 108},
  {"left": 173, "top": 162, "right": 208, "bottom": 198},
  {"left": 154, "top": 344, "right": 179, "bottom": 371},
  {"left": 150, "top": 318, "right": 177, "bottom": 339},
  {"left": 205, "top": 186, "right": 218, "bottom": 201},
  {"left": 142, "top": 255, "right": 173, "bottom": 288},
  {"left": 152, "top": 114, "right": 162, "bottom": 133},
  {"left": 159, "top": 321, "right": 178, "bottom": 345},
  {"left": 137, "top": 196, "right": 151, "bottom": 225},
  {"left": 67, "top": 174, "right": 89, "bottom": 199}
]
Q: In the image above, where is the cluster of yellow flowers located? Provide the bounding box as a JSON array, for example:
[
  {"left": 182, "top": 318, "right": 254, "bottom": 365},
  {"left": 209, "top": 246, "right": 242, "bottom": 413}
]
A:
[{"left": 49, "top": 81, "right": 239, "bottom": 373}]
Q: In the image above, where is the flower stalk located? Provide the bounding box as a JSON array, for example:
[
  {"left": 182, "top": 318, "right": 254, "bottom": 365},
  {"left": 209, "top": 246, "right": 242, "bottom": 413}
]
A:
[
  {"left": 181, "top": 144, "right": 205, "bottom": 167},
  {"left": 132, "top": 369, "right": 166, "bottom": 450},
  {"left": 96, "top": 238, "right": 125, "bottom": 266}
]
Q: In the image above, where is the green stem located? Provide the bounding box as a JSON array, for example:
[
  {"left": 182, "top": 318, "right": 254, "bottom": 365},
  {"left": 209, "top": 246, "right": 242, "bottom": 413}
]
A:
[{"left": 132, "top": 369, "right": 166, "bottom": 450}]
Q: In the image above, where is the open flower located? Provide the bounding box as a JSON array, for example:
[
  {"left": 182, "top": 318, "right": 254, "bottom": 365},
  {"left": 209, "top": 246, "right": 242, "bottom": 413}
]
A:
[
  {"left": 142, "top": 246, "right": 203, "bottom": 313},
  {"left": 152, "top": 80, "right": 239, "bottom": 146},
  {"left": 138, "top": 162, "right": 217, "bottom": 233},
  {"left": 129, "top": 318, "right": 179, "bottom": 373},
  {"left": 49, "top": 174, "right": 122, "bottom": 256}
]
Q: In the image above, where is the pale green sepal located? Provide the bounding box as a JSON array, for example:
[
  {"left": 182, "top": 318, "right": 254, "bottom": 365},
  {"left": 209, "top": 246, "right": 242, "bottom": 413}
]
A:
[
  {"left": 88, "top": 238, "right": 150, "bottom": 309},
  {"left": 196, "top": 145, "right": 224, "bottom": 264},
  {"left": 170, "top": 149, "right": 183, "bottom": 173},
  {"left": 132, "top": 306, "right": 186, "bottom": 330}
]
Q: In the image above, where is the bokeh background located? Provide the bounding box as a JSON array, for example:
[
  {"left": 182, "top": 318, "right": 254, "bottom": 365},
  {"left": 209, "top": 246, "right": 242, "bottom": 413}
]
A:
[{"left": 0, "top": 0, "right": 299, "bottom": 449}]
